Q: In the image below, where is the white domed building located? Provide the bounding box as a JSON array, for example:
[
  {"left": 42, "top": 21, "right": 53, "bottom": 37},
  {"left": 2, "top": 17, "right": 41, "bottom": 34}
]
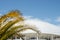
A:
[
  {"left": 22, "top": 19, "right": 60, "bottom": 40},
  {"left": 8, "top": 18, "right": 60, "bottom": 40}
]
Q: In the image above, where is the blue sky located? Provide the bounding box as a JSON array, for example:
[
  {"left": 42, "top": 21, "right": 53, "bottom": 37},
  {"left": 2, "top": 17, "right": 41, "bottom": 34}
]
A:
[{"left": 0, "top": 0, "right": 60, "bottom": 25}]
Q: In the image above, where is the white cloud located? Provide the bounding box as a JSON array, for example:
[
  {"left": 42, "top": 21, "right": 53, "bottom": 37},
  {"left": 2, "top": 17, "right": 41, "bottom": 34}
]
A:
[
  {"left": 56, "top": 17, "right": 60, "bottom": 22},
  {"left": 23, "top": 16, "right": 33, "bottom": 19},
  {"left": 23, "top": 16, "right": 60, "bottom": 35},
  {"left": 43, "top": 18, "right": 52, "bottom": 22},
  {"left": 0, "top": 14, "right": 2, "bottom": 18},
  {"left": 0, "top": 14, "right": 2, "bottom": 16}
]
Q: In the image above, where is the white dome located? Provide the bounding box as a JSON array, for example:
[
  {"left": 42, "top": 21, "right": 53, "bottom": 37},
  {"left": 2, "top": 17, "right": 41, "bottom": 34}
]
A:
[{"left": 23, "top": 19, "right": 60, "bottom": 35}]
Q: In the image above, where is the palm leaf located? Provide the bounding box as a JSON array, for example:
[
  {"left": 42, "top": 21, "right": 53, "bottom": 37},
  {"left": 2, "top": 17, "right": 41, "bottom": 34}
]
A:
[
  {"left": 0, "top": 10, "right": 23, "bottom": 27},
  {"left": 0, "top": 26, "right": 23, "bottom": 40},
  {"left": 0, "top": 25, "right": 40, "bottom": 40},
  {"left": 0, "top": 20, "right": 19, "bottom": 35},
  {"left": 0, "top": 10, "right": 39, "bottom": 40}
]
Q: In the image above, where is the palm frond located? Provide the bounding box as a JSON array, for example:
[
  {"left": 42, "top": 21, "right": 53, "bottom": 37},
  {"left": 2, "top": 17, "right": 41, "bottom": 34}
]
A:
[
  {"left": 0, "top": 25, "right": 40, "bottom": 40},
  {"left": 0, "top": 26, "right": 23, "bottom": 40},
  {"left": 0, "top": 10, "right": 23, "bottom": 27},
  {"left": 0, "top": 10, "right": 39, "bottom": 40}
]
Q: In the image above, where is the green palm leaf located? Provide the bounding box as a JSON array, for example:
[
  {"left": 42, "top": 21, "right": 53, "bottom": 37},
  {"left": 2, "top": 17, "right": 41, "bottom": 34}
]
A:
[{"left": 0, "top": 10, "right": 39, "bottom": 40}]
